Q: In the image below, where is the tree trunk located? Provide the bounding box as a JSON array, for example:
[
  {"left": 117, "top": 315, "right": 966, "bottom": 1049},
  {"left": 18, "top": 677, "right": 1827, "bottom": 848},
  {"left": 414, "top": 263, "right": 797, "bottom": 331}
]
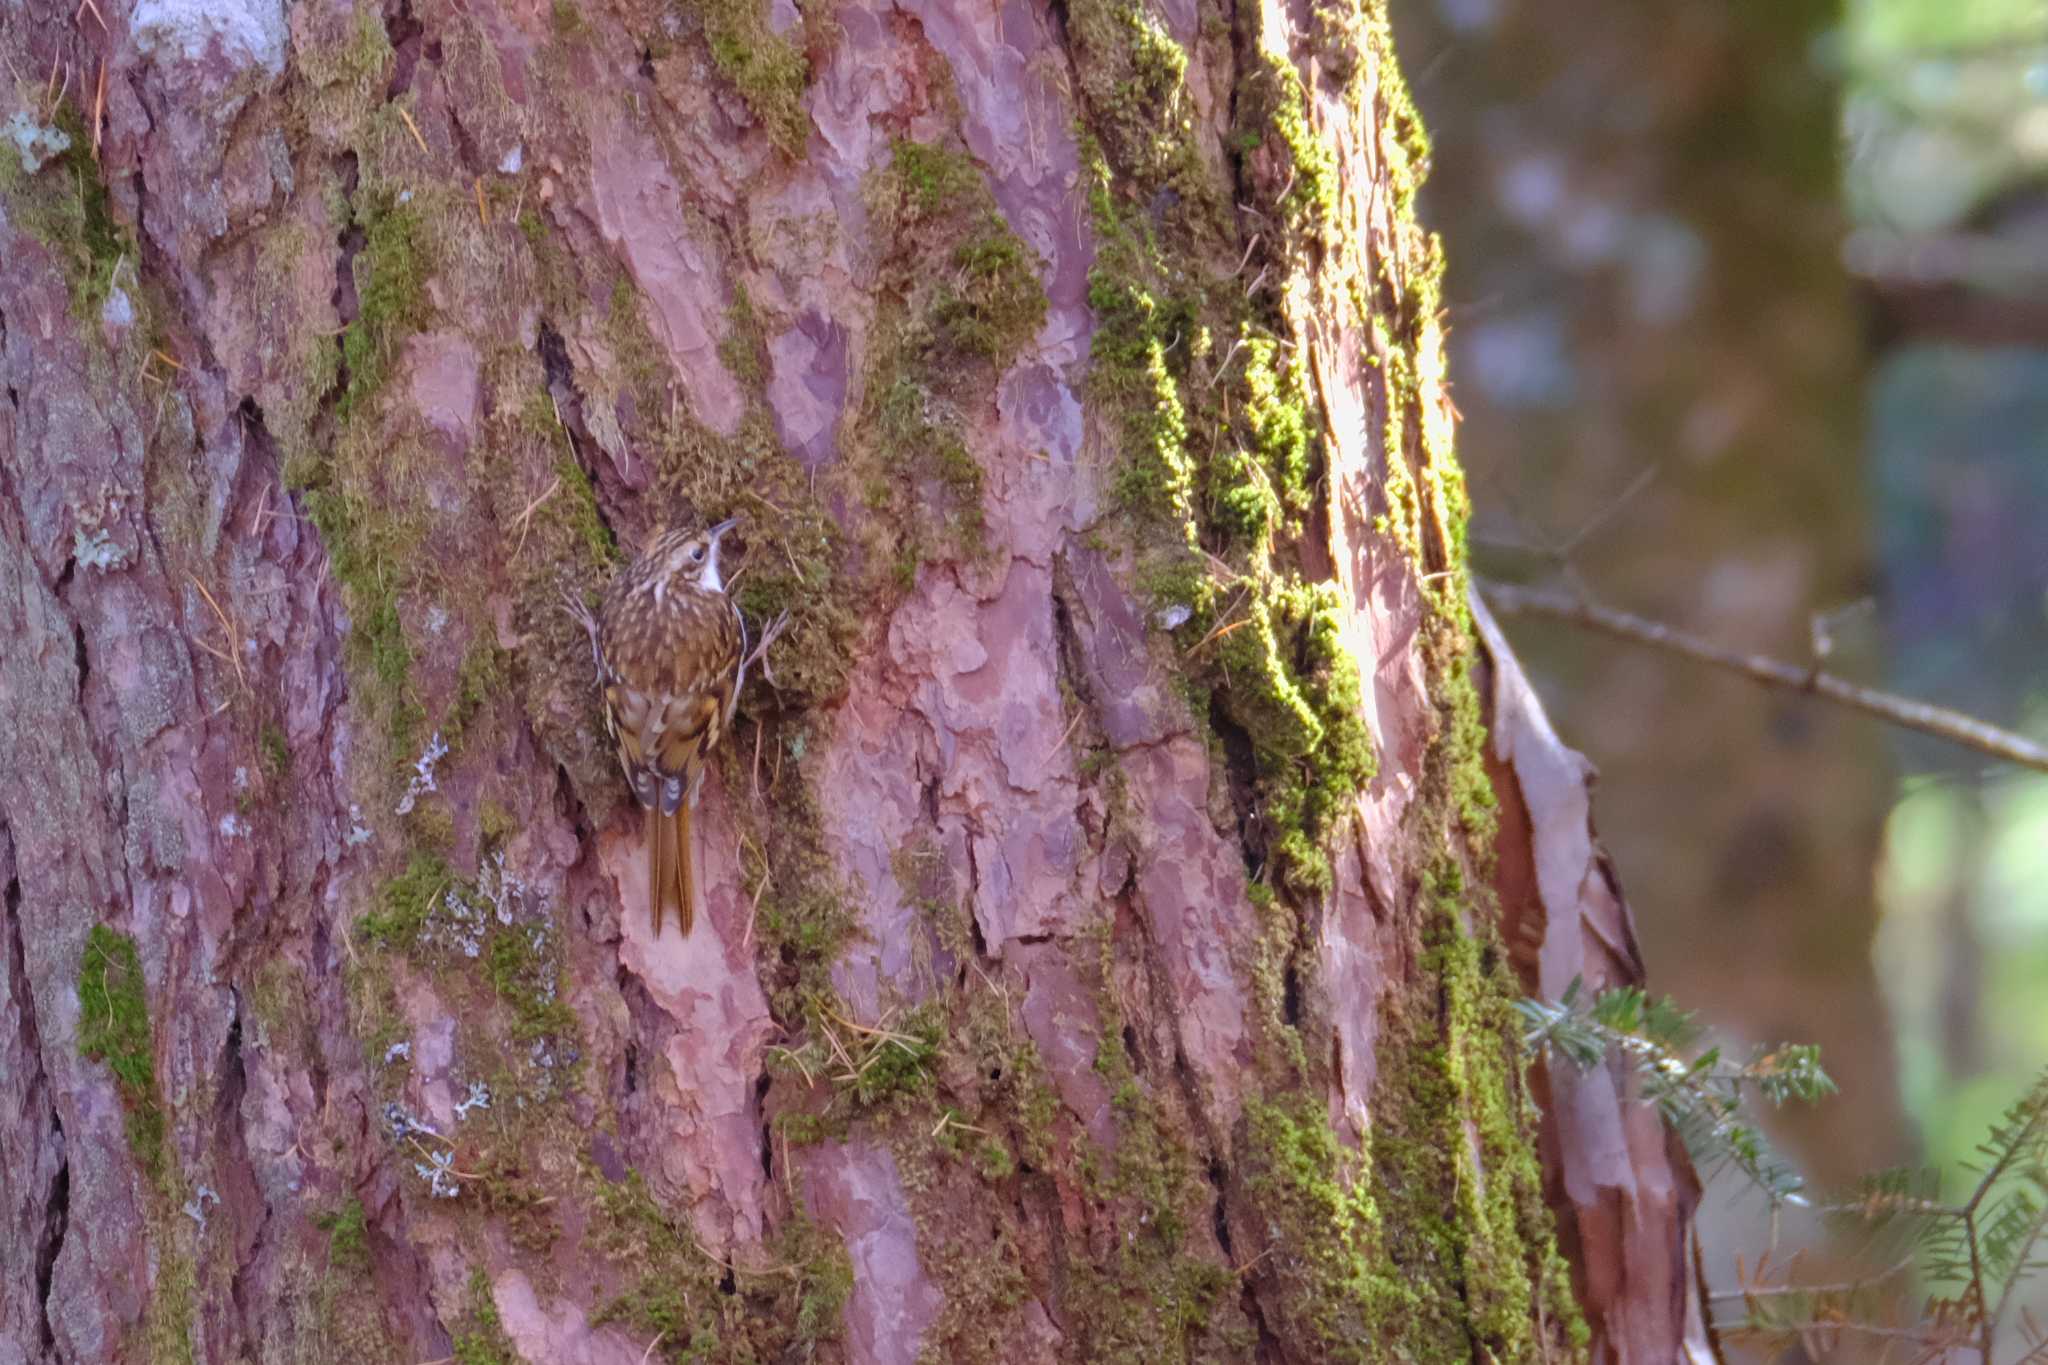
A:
[{"left": 0, "top": 1, "right": 1706, "bottom": 1361}]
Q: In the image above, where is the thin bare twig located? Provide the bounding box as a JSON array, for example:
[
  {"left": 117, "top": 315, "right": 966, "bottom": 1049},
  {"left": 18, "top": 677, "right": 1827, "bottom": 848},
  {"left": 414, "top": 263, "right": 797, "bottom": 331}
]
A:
[
  {"left": 1479, "top": 580, "right": 2048, "bottom": 776},
  {"left": 1556, "top": 460, "right": 1660, "bottom": 558}
]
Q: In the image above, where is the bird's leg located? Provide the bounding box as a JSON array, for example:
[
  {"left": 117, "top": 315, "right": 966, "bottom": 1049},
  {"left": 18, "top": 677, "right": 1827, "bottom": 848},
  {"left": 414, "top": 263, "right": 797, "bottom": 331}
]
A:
[
  {"left": 558, "top": 581, "right": 604, "bottom": 683},
  {"left": 737, "top": 609, "right": 792, "bottom": 690}
]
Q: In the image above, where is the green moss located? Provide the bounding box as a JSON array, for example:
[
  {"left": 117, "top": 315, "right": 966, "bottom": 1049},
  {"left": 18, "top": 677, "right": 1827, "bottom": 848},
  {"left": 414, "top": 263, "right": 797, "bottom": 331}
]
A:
[
  {"left": 446, "top": 639, "right": 511, "bottom": 751},
  {"left": 260, "top": 724, "right": 292, "bottom": 779},
  {"left": 483, "top": 920, "right": 576, "bottom": 1042},
  {"left": 1066, "top": 0, "right": 1203, "bottom": 188},
  {"left": 870, "top": 375, "right": 987, "bottom": 554},
  {"left": 404, "top": 795, "right": 456, "bottom": 851},
  {"left": 339, "top": 190, "right": 430, "bottom": 421},
  {"left": 589, "top": 1172, "right": 850, "bottom": 1360},
  {"left": 1214, "top": 580, "right": 1379, "bottom": 895},
  {"left": 914, "top": 1226, "right": 1034, "bottom": 1365},
  {"left": 1241, "top": 336, "right": 1316, "bottom": 522},
  {"left": 553, "top": 451, "right": 619, "bottom": 568},
  {"left": 451, "top": 1268, "right": 517, "bottom": 1365},
  {"left": 1332, "top": 862, "right": 1583, "bottom": 1359},
  {"left": 1242, "top": 51, "right": 1340, "bottom": 230},
  {"left": 1244, "top": 1097, "right": 1411, "bottom": 1361},
  {"left": 0, "top": 103, "right": 131, "bottom": 322},
  {"left": 357, "top": 846, "right": 581, "bottom": 1097},
  {"left": 293, "top": 474, "right": 426, "bottom": 753},
  {"left": 932, "top": 1109, "right": 1016, "bottom": 1181},
  {"left": 740, "top": 781, "right": 860, "bottom": 1019},
  {"left": 719, "top": 281, "right": 767, "bottom": 391},
  {"left": 932, "top": 223, "right": 1048, "bottom": 363},
  {"left": 842, "top": 139, "right": 1049, "bottom": 578},
  {"left": 145, "top": 1245, "right": 197, "bottom": 1365},
  {"left": 1058, "top": 976, "right": 1252, "bottom": 1362},
  {"left": 315, "top": 1198, "right": 371, "bottom": 1273},
  {"left": 295, "top": 5, "right": 394, "bottom": 112},
  {"left": 357, "top": 850, "right": 453, "bottom": 948},
  {"left": 1060, "top": 0, "right": 1585, "bottom": 1355},
  {"left": 1240, "top": 872, "right": 1579, "bottom": 1363},
  {"left": 77, "top": 925, "right": 166, "bottom": 1177},
  {"left": 765, "top": 993, "right": 940, "bottom": 1126},
  {"left": 479, "top": 799, "right": 518, "bottom": 847},
  {"left": 679, "top": 0, "right": 811, "bottom": 157},
  {"left": 1437, "top": 612, "right": 1501, "bottom": 846},
  {"left": 886, "top": 139, "right": 983, "bottom": 218},
  {"left": 848, "top": 1003, "right": 940, "bottom": 1107}
]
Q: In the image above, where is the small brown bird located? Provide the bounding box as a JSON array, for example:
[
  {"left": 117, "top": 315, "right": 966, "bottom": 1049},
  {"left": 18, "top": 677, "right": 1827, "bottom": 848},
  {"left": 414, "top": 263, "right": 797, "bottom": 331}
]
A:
[{"left": 581, "top": 517, "right": 782, "bottom": 935}]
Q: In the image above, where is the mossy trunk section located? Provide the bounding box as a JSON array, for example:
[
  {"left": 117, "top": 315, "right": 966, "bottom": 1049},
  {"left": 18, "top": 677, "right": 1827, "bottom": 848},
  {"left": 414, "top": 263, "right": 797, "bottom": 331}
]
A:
[{"left": 0, "top": 0, "right": 1701, "bottom": 1362}]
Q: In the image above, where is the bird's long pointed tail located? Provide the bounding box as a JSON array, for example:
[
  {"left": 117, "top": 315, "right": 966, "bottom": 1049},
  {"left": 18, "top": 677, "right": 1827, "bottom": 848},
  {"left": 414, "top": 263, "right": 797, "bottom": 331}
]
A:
[
  {"left": 647, "top": 805, "right": 667, "bottom": 936},
  {"left": 646, "top": 803, "right": 695, "bottom": 936},
  {"left": 675, "top": 803, "right": 694, "bottom": 936}
]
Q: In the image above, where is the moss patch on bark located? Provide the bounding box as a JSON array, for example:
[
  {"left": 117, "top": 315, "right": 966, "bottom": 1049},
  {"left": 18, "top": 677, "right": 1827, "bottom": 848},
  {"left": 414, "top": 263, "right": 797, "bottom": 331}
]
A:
[
  {"left": 1066, "top": 0, "right": 1587, "bottom": 1356},
  {"left": 78, "top": 924, "right": 166, "bottom": 1178}
]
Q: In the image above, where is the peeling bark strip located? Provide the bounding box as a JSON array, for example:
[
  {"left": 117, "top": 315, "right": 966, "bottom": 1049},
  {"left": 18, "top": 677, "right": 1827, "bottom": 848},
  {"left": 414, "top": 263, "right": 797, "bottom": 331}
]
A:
[{"left": 0, "top": 0, "right": 1696, "bottom": 1362}]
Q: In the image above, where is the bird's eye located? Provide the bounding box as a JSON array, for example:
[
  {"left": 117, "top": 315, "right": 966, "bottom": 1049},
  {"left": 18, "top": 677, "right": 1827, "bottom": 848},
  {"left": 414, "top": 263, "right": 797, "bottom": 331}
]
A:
[{"left": 689, "top": 544, "right": 705, "bottom": 562}]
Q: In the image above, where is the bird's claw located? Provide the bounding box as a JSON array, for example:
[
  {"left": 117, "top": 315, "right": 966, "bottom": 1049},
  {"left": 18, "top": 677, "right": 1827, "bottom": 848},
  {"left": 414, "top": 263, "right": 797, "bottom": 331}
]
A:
[
  {"left": 557, "top": 580, "right": 604, "bottom": 682},
  {"left": 740, "top": 609, "right": 793, "bottom": 690}
]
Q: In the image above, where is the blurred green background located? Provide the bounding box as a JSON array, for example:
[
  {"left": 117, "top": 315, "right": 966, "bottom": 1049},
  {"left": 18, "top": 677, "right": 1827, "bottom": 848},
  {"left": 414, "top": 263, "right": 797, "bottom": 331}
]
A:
[{"left": 1390, "top": 0, "right": 2048, "bottom": 1353}]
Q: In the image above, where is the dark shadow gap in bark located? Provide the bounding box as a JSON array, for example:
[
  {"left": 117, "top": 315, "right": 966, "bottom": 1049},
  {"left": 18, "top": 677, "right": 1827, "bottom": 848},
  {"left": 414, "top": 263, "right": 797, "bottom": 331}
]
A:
[
  {"left": 444, "top": 96, "right": 480, "bottom": 172},
  {"left": 0, "top": 301, "right": 14, "bottom": 409},
  {"left": 218, "top": 1007, "right": 267, "bottom": 1345},
  {"left": 307, "top": 973, "right": 330, "bottom": 1113},
  {"left": 535, "top": 320, "right": 628, "bottom": 551},
  {"left": 537, "top": 318, "right": 574, "bottom": 391},
  {"left": 330, "top": 154, "right": 365, "bottom": 417},
  {"left": 35, "top": 1136, "right": 66, "bottom": 1358},
  {"left": 553, "top": 761, "right": 596, "bottom": 848},
  {"left": 6, "top": 847, "right": 65, "bottom": 1358},
  {"left": 1207, "top": 1156, "right": 1234, "bottom": 1260},
  {"left": 382, "top": 0, "right": 425, "bottom": 102},
  {"left": 1206, "top": 693, "right": 1263, "bottom": 879},
  {"left": 227, "top": 401, "right": 294, "bottom": 639},
  {"left": 333, "top": 229, "right": 365, "bottom": 331},
  {"left": 440, "top": 52, "right": 487, "bottom": 179}
]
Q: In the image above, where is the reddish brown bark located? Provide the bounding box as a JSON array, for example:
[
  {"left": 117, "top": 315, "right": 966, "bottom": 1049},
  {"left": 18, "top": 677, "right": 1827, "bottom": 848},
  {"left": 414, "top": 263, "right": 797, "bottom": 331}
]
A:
[{"left": 0, "top": 0, "right": 1706, "bottom": 1360}]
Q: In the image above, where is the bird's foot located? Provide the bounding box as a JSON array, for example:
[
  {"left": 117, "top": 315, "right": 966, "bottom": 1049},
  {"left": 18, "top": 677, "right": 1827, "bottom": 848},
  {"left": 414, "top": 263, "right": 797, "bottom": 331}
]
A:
[
  {"left": 557, "top": 580, "right": 604, "bottom": 683},
  {"left": 740, "top": 609, "right": 793, "bottom": 689}
]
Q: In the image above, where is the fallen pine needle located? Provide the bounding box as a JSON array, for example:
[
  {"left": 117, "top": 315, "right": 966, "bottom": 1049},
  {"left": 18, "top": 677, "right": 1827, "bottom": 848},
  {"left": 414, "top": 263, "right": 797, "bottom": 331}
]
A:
[{"left": 397, "top": 105, "right": 429, "bottom": 155}]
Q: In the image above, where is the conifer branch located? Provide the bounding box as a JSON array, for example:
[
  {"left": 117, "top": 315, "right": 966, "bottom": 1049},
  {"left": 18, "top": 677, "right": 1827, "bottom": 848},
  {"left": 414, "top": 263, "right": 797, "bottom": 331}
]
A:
[{"left": 1518, "top": 979, "right": 1835, "bottom": 1207}]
